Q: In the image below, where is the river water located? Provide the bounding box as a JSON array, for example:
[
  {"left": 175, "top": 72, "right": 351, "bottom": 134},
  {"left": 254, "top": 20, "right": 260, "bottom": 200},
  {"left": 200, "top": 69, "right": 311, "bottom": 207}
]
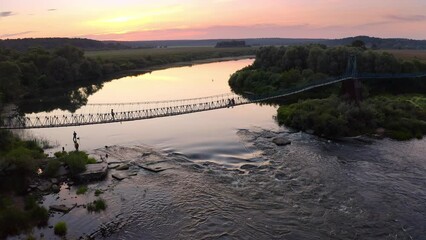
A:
[{"left": 18, "top": 59, "right": 426, "bottom": 239}]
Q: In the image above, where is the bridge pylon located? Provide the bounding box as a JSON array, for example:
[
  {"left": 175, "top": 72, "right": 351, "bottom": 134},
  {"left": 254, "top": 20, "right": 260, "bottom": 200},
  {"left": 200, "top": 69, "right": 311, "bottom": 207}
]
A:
[{"left": 341, "top": 55, "right": 362, "bottom": 102}]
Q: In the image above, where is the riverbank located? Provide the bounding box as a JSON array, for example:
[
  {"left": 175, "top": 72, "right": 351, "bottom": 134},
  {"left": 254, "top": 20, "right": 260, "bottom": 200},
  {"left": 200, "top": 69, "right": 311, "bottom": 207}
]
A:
[{"left": 99, "top": 55, "right": 255, "bottom": 82}]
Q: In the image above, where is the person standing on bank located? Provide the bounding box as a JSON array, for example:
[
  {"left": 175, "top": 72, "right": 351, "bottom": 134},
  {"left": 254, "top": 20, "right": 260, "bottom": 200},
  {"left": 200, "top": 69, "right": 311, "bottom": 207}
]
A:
[{"left": 73, "top": 131, "right": 77, "bottom": 142}]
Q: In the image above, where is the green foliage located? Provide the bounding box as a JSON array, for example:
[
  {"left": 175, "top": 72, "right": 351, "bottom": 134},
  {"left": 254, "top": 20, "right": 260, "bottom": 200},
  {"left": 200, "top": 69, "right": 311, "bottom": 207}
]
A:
[
  {"left": 54, "top": 151, "right": 67, "bottom": 158},
  {"left": 3, "top": 146, "right": 43, "bottom": 173},
  {"left": 94, "top": 189, "right": 103, "bottom": 196},
  {"left": 277, "top": 95, "right": 426, "bottom": 140},
  {"left": 0, "top": 61, "right": 22, "bottom": 101},
  {"left": 54, "top": 221, "right": 67, "bottom": 236},
  {"left": 0, "top": 206, "right": 28, "bottom": 237},
  {"left": 0, "top": 45, "right": 105, "bottom": 106},
  {"left": 76, "top": 185, "right": 88, "bottom": 195},
  {"left": 0, "top": 195, "right": 48, "bottom": 238},
  {"left": 57, "top": 151, "right": 95, "bottom": 176},
  {"left": 87, "top": 198, "right": 107, "bottom": 212},
  {"left": 44, "top": 159, "right": 61, "bottom": 177},
  {"left": 87, "top": 157, "right": 97, "bottom": 164},
  {"left": 229, "top": 45, "right": 426, "bottom": 98}
]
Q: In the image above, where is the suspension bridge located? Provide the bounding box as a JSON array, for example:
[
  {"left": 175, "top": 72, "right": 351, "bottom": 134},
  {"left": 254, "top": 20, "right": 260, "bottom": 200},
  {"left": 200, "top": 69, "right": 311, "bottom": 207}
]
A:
[{"left": 1, "top": 56, "right": 426, "bottom": 129}]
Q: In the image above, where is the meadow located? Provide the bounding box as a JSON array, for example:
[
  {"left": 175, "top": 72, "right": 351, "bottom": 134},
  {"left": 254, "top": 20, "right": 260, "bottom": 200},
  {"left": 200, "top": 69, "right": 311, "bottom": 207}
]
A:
[{"left": 380, "top": 49, "right": 426, "bottom": 63}]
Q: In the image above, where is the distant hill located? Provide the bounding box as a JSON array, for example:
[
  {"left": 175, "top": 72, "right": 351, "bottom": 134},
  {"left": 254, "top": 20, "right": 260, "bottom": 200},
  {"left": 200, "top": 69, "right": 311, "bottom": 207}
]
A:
[
  {"left": 111, "top": 36, "right": 426, "bottom": 49},
  {"left": 105, "top": 38, "right": 326, "bottom": 48},
  {"left": 323, "top": 36, "right": 426, "bottom": 49},
  {"left": 0, "top": 38, "right": 129, "bottom": 51},
  {"left": 1, "top": 36, "right": 426, "bottom": 51}
]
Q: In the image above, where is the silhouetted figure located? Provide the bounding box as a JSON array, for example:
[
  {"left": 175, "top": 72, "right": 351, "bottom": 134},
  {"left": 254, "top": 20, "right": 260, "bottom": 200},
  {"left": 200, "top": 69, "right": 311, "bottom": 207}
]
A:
[
  {"left": 73, "top": 131, "right": 77, "bottom": 142},
  {"left": 74, "top": 140, "right": 79, "bottom": 152},
  {"left": 111, "top": 109, "right": 115, "bottom": 120},
  {"left": 231, "top": 98, "right": 235, "bottom": 106},
  {"left": 105, "top": 153, "right": 109, "bottom": 159},
  {"left": 62, "top": 147, "right": 65, "bottom": 152}
]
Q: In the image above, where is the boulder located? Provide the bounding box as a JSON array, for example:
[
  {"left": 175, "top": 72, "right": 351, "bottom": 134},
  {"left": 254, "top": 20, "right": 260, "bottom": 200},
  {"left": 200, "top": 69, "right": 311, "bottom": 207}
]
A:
[
  {"left": 240, "top": 164, "right": 257, "bottom": 170},
  {"left": 108, "top": 164, "right": 120, "bottom": 169},
  {"left": 272, "top": 136, "right": 291, "bottom": 146},
  {"left": 112, "top": 173, "right": 127, "bottom": 181},
  {"left": 116, "top": 164, "right": 129, "bottom": 170},
  {"left": 77, "top": 163, "right": 108, "bottom": 182},
  {"left": 275, "top": 172, "right": 286, "bottom": 180},
  {"left": 49, "top": 204, "right": 74, "bottom": 213},
  {"left": 37, "top": 181, "right": 52, "bottom": 192},
  {"left": 51, "top": 184, "right": 60, "bottom": 193}
]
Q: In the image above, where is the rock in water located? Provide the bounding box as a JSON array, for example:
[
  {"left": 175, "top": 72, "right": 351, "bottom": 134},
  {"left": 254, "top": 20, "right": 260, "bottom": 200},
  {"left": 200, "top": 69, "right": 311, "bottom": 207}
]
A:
[
  {"left": 112, "top": 173, "right": 127, "bottom": 181},
  {"left": 240, "top": 164, "right": 257, "bottom": 170},
  {"left": 272, "top": 136, "right": 291, "bottom": 146},
  {"left": 116, "top": 164, "right": 129, "bottom": 170},
  {"left": 51, "top": 184, "right": 60, "bottom": 193},
  {"left": 49, "top": 204, "right": 74, "bottom": 213}
]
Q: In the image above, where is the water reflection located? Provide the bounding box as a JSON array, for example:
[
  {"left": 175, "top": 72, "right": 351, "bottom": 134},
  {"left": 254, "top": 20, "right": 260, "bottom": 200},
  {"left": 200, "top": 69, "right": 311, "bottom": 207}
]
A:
[{"left": 19, "top": 83, "right": 104, "bottom": 114}]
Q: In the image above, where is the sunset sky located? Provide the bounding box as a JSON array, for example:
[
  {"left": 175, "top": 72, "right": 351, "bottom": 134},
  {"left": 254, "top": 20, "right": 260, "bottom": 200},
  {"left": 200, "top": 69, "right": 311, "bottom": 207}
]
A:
[{"left": 1, "top": 0, "right": 426, "bottom": 41}]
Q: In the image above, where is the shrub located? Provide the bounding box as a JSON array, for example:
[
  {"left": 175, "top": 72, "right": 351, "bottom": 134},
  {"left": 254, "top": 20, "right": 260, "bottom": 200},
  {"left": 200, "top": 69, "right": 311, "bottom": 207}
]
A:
[
  {"left": 94, "top": 189, "right": 103, "bottom": 196},
  {"left": 44, "top": 159, "right": 61, "bottom": 177},
  {"left": 54, "top": 151, "right": 67, "bottom": 158},
  {"left": 0, "top": 207, "right": 29, "bottom": 238},
  {"left": 0, "top": 196, "right": 48, "bottom": 238},
  {"left": 4, "top": 146, "right": 43, "bottom": 173},
  {"left": 76, "top": 185, "right": 88, "bottom": 195},
  {"left": 87, "top": 198, "right": 107, "bottom": 212},
  {"left": 87, "top": 157, "right": 97, "bottom": 164},
  {"left": 60, "top": 151, "right": 88, "bottom": 175},
  {"left": 54, "top": 221, "right": 67, "bottom": 236},
  {"left": 29, "top": 205, "right": 49, "bottom": 226}
]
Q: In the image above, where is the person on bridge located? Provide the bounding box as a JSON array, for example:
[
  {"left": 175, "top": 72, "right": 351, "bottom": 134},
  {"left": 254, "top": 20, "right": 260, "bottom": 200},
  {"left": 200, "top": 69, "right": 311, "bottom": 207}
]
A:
[{"left": 111, "top": 109, "right": 115, "bottom": 120}]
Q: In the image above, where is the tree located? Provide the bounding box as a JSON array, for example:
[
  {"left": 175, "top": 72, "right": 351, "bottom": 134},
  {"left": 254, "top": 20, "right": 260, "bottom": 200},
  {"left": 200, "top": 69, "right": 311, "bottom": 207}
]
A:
[
  {"left": 351, "top": 40, "right": 366, "bottom": 49},
  {"left": 47, "top": 57, "right": 72, "bottom": 82},
  {"left": 0, "top": 61, "right": 22, "bottom": 101}
]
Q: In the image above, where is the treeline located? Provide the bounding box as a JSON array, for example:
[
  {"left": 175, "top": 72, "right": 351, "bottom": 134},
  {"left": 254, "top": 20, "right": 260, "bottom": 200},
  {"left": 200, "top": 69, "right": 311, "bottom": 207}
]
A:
[
  {"left": 325, "top": 36, "right": 426, "bottom": 50},
  {"left": 0, "top": 38, "right": 128, "bottom": 51},
  {"left": 215, "top": 40, "right": 247, "bottom": 48},
  {"left": 0, "top": 46, "right": 104, "bottom": 103},
  {"left": 229, "top": 45, "right": 426, "bottom": 96}
]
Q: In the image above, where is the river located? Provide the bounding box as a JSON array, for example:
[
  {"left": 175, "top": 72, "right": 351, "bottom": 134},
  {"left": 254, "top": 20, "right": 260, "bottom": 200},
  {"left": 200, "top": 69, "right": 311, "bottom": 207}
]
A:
[{"left": 17, "top": 59, "right": 426, "bottom": 239}]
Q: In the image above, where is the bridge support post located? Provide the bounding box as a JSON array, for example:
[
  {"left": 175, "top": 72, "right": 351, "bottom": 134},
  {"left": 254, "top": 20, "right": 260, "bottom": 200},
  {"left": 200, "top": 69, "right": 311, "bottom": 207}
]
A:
[
  {"left": 341, "top": 55, "right": 362, "bottom": 103},
  {"left": 341, "top": 79, "right": 362, "bottom": 102}
]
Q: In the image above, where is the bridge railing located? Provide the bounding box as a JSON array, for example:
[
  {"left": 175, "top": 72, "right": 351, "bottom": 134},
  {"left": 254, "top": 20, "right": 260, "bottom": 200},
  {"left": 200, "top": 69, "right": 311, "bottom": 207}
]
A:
[{"left": 0, "top": 93, "right": 251, "bottom": 129}]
